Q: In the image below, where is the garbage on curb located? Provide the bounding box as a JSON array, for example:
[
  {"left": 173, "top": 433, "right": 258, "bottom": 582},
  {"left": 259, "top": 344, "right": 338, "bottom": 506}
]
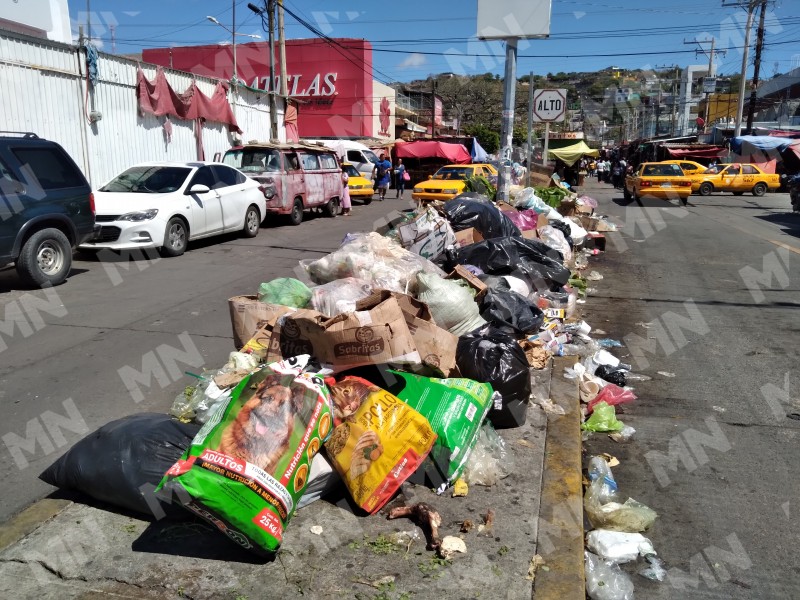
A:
[
  {"left": 586, "top": 530, "right": 656, "bottom": 564},
  {"left": 41, "top": 177, "right": 643, "bottom": 560},
  {"left": 584, "top": 455, "right": 658, "bottom": 532}
]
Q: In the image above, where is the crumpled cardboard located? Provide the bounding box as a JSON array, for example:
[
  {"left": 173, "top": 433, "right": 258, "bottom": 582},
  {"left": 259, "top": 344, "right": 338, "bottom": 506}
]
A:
[{"left": 228, "top": 295, "right": 295, "bottom": 349}]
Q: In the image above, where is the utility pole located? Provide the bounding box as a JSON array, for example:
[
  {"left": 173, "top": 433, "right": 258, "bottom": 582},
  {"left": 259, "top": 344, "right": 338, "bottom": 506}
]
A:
[
  {"left": 267, "top": 0, "right": 278, "bottom": 140},
  {"left": 746, "top": 0, "right": 768, "bottom": 130},
  {"left": 723, "top": 0, "right": 759, "bottom": 136},
  {"left": 684, "top": 38, "right": 725, "bottom": 133},
  {"left": 526, "top": 71, "right": 534, "bottom": 174},
  {"left": 277, "top": 0, "right": 288, "bottom": 97},
  {"left": 497, "top": 38, "right": 517, "bottom": 202}
]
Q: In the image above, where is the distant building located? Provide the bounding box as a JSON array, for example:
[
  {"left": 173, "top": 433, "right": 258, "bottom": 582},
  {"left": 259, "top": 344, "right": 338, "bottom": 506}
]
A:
[{"left": 0, "top": 0, "right": 72, "bottom": 44}]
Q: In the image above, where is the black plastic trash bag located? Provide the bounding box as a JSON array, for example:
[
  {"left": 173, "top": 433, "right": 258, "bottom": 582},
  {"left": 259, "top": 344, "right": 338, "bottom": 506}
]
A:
[
  {"left": 39, "top": 413, "right": 200, "bottom": 518},
  {"left": 452, "top": 191, "right": 493, "bottom": 204},
  {"left": 447, "top": 236, "right": 570, "bottom": 288},
  {"left": 480, "top": 289, "right": 544, "bottom": 335},
  {"left": 443, "top": 199, "right": 521, "bottom": 240},
  {"left": 456, "top": 325, "right": 531, "bottom": 428},
  {"left": 595, "top": 365, "right": 628, "bottom": 387},
  {"left": 548, "top": 219, "right": 574, "bottom": 246}
]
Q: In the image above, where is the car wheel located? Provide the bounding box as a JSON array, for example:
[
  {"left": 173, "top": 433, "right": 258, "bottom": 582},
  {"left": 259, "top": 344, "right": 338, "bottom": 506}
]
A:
[
  {"left": 289, "top": 198, "right": 304, "bottom": 226},
  {"left": 242, "top": 205, "right": 260, "bottom": 238},
  {"left": 16, "top": 228, "right": 72, "bottom": 287},
  {"left": 752, "top": 182, "right": 767, "bottom": 197},
  {"left": 699, "top": 182, "right": 714, "bottom": 196},
  {"left": 733, "top": 191, "right": 744, "bottom": 196},
  {"left": 160, "top": 217, "right": 188, "bottom": 257},
  {"left": 623, "top": 187, "right": 632, "bottom": 200},
  {"left": 362, "top": 195, "right": 373, "bottom": 205},
  {"left": 323, "top": 197, "right": 340, "bottom": 218}
]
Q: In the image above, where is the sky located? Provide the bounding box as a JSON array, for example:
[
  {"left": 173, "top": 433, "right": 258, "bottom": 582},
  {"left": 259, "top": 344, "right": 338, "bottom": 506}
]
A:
[{"left": 73, "top": 0, "right": 800, "bottom": 83}]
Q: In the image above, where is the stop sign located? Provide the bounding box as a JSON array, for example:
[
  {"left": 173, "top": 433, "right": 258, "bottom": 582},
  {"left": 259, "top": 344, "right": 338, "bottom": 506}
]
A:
[{"left": 532, "top": 89, "right": 566, "bottom": 122}]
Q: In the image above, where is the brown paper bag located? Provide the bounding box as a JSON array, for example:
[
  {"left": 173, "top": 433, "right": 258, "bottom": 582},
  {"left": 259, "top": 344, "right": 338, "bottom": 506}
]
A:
[{"left": 228, "top": 295, "right": 295, "bottom": 349}]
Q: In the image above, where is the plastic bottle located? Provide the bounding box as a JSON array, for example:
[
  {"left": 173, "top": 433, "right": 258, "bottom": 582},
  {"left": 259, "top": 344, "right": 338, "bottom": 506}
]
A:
[{"left": 587, "top": 456, "right": 619, "bottom": 504}]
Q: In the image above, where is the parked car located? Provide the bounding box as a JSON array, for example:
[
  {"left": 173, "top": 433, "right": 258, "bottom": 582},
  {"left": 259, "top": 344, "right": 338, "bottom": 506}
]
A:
[
  {"left": 689, "top": 163, "right": 781, "bottom": 196},
  {"left": 659, "top": 159, "right": 707, "bottom": 176},
  {"left": 411, "top": 163, "right": 499, "bottom": 202},
  {"left": 0, "top": 132, "right": 96, "bottom": 286},
  {"left": 624, "top": 162, "right": 692, "bottom": 204},
  {"left": 342, "top": 162, "right": 373, "bottom": 204},
  {"left": 80, "top": 162, "right": 265, "bottom": 257},
  {"left": 222, "top": 142, "right": 343, "bottom": 225},
  {"left": 302, "top": 139, "right": 380, "bottom": 181}
]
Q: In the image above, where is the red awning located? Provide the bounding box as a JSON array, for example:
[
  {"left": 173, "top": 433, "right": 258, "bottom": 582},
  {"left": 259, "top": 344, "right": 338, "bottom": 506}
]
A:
[
  {"left": 666, "top": 147, "right": 728, "bottom": 159},
  {"left": 395, "top": 140, "right": 471, "bottom": 163}
]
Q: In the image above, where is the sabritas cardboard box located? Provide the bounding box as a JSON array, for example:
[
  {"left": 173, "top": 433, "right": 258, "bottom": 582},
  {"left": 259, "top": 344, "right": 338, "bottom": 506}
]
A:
[
  {"left": 454, "top": 227, "right": 484, "bottom": 248},
  {"left": 265, "top": 297, "right": 421, "bottom": 372},
  {"left": 356, "top": 290, "right": 459, "bottom": 377},
  {"left": 228, "top": 295, "right": 295, "bottom": 349}
]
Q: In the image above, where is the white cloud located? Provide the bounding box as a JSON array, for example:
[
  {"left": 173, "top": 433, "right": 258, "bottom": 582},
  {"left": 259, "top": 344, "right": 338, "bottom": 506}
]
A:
[{"left": 397, "top": 53, "right": 427, "bottom": 69}]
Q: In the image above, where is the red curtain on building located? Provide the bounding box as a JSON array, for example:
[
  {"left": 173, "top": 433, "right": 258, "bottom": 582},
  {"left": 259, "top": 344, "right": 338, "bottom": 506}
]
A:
[{"left": 285, "top": 103, "right": 299, "bottom": 142}]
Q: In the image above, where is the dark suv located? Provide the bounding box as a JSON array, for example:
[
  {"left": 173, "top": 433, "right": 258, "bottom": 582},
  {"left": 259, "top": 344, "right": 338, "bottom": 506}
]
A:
[{"left": 0, "top": 132, "right": 95, "bottom": 286}]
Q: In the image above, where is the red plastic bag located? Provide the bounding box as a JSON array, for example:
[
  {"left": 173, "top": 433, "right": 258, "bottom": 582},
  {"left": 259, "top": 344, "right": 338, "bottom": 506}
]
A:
[{"left": 587, "top": 384, "right": 636, "bottom": 414}]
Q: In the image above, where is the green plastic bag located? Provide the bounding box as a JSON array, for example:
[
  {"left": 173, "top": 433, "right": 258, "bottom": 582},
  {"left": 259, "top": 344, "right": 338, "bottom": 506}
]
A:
[
  {"left": 258, "top": 277, "right": 311, "bottom": 308},
  {"left": 388, "top": 370, "right": 494, "bottom": 492},
  {"left": 157, "top": 355, "right": 333, "bottom": 555},
  {"left": 582, "top": 401, "right": 625, "bottom": 432}
]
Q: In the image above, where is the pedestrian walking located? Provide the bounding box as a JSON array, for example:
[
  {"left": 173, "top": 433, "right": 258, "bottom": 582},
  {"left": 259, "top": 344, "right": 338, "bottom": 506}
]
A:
[
  {"left": 373, "top": 154, "right": 392, "bottom": 201},
  {"left": 394, "top": 159, "right": 407, "bottom": 198},
  {"left": 340, "top": 165, "right": 352, "bottom": 216}
]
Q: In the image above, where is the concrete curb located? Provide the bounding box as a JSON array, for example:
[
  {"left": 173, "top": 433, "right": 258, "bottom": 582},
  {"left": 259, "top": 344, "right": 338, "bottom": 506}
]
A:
[
  {"left": 532, "top": 356, "right": 585, "bottom": 598},
  {"left": 0, "top": 498, "right": 73, "bottom": 553}
]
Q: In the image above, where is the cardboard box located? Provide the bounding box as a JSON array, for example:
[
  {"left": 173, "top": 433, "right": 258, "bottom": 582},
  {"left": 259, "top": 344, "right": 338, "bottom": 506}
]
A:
[
  {"left": 266, "top": 297, "right": 421, "bottom": 372},
  {"left": 579, "top": 215, "right": 599, "bottom": 232},
  {"left": 395, "top": 208, "right": 455, "bottom": 260},
  {"left": 584, "top": 232, "right": 606, "bottom": 252},
  {"left": 557, "top": 199, "right": 576, "bottom": 217},
  {"left": 228, "top": 295, "right": 295, "bottom": 349},
  {"left": 446, "top": 264, "right": 488, "bottom": 301},
  {"left": 356, "top": 291, "right": 459, "bottom": 377},
  {"left": 454, "top": 227, "right": 484, "bottom": 248}
]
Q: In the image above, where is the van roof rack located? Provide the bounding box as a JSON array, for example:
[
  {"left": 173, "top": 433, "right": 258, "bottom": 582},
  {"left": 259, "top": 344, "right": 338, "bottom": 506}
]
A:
[{"left": 0, "top": 131, "right": 40, "bottom": 138}]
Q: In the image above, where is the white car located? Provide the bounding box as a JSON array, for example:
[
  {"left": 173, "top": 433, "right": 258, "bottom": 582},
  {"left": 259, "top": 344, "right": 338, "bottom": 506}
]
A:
[{"left": 81, "top": 162, "right": 266, "bottom": 256}]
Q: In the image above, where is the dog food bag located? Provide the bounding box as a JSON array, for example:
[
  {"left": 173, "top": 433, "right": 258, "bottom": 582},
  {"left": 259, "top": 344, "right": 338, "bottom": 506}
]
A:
[
  {"left": 387, "top": 370, "right": 494, "bottom": 491},
  {"left": 157, "top": 355, "right": 333, "bottom": 556},
  {"left": 324, "top": 376, "right": 436, "bottom": 514}
]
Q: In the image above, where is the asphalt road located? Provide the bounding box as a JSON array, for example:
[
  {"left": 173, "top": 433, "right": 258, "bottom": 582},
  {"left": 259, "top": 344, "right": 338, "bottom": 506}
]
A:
[
  {"left": 582, "top": 179, "right": 800, "bottom": 599},
  {"left": 0, "top": 196, "right": 405, "bottom": 522}
]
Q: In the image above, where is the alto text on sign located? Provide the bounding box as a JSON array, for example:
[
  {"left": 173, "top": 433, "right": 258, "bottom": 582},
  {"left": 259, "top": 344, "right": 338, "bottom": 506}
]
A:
[{"left": 531, "top": 89, "right": 566, "bottom": 122}]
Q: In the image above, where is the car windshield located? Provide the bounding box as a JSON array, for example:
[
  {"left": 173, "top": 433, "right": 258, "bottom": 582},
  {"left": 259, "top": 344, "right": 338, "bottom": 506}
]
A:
[
  {"left": 642, "top": 164, "right": 682, "bottom": 176},
  {"left": 363, "top": 150, "right": 380, "bottom": 164},
  {"left": 703, "top": 165, "right": 724, "bottom": 174},
  {"left": 343, "top": 164, "right": 360, "bottom": 177},
  {"left": 100, "top": 166, "right": 191, "bottom": 193},
  {"left": 240, "top": 149, "right": 281, "bottom": 173},
  {"left": 433, "top": 167, "right": 472, "bottom": 180},
  {"left": 222, "top": 149, "right": 242, "bottom": 169}
]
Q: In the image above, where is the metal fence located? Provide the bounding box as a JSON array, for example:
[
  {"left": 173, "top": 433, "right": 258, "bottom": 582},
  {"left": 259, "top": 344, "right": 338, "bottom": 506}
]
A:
[{"left": 0, "top": 29, "right": 284, "bottom": 186}]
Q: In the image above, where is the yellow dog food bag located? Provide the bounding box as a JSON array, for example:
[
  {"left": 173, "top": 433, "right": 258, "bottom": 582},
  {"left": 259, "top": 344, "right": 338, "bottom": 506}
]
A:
[{"left": 324, "top": 377, "right": 436, "bottom": 514}]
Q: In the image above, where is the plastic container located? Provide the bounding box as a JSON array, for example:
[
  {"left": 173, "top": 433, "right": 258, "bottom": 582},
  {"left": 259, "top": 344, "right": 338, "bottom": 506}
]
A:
[{"left": 541, "top": 290, "right": 569, "bottom": 310}]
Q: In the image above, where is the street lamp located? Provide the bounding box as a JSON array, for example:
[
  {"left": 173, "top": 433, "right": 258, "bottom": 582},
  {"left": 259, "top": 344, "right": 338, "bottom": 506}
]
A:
[{"left": 207, "top": 14, "right": 261, "bottom": 83}]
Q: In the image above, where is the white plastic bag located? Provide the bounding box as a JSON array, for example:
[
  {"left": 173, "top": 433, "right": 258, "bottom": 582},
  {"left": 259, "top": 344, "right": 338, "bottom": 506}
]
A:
[
  {"left": 464, "top": 421, "right": 513, "bottom": 486},
  {"left": 539, "top": 225, "right": 573, "bottom": 264},
  {"left": 586, "top": 529, "right": 656, "bottom": 564},
  {"left": 310, "top": 277, "right": 373, "bottom": 317},
  {"left": 416, "top": 272, "right": 486, "bottom": 336},
  {"left": 585, "top": 551, "right": 635, "bottom": 600},
  {"left": 514, "top": 187, "right": 551, "bottom": 213},
  {"left": 301, "top": 232, "right": 445, "bottom": 294}
]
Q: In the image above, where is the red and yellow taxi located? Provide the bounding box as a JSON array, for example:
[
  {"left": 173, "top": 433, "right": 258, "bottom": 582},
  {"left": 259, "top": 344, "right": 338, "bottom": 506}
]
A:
[
  {"left": 690, "top": 163, "right": 780, "bottom": 196},
  {"left": 342, "top": 162, "right": 373, "bottom": 204},
  {"left": 624, "top": 162, "right": 692, "bottom": 203},
  {"left": 659, "top": 160, "right": 707, "bottom": 176},
  {"left": 411, "top": 163, "right": 498, "bottom": 202}
]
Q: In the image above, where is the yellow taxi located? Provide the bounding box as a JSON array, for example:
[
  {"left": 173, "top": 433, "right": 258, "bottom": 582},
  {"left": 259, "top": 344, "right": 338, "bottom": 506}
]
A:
[
  {"left": 624, "top": 162, "right": 692, "bottom": 203},
  {"left": 342, "top": 162, "right": 374, "bottom": 204},
  {"left": 411, "top": 163, "right": 498, "bottom": 202},
  {"left": 690, "top": 163, "right": 781, "bottom": 196},
  {"left": 660, "top": 160, "right": 707, "bottom": 176}
]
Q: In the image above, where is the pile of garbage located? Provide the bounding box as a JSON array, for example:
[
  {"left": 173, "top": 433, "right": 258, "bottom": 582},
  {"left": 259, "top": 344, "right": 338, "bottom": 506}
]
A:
[{"left": 38, "top": 185, "right": 621, "bottom": 564}]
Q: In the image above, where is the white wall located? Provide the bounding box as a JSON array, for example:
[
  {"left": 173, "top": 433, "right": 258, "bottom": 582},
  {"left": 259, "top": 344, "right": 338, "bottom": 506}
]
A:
[{"left": 0, "top": 29, "right": 284, "bottom": 186}]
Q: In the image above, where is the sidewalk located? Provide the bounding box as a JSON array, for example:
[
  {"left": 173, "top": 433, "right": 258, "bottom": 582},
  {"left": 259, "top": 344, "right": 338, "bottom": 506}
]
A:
[{"left": 0, "top": 359, "right": 584, "bottom": 600}]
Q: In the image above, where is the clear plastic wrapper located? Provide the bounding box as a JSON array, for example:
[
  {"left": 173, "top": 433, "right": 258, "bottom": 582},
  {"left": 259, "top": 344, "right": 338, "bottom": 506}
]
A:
[
  {"left": 586, "top": 530, "right": 655, "bottom": 564},
  {"left": 584, "top": 551, "right": 635, "bottom": 600},
  {"left": 513, "top": 187, "right": 551, "bottom": 213},
  {"left": 539, "top": 225, "right": 573, "bottom": 264},
  {"left": 310, "top": 277, "right": 374, "bottom": 317},
  {"left": 301, "top": 232, "right": 445, "bottom": 295},
  {"left": 257, "top": 277, "right": 312, "bottom": 308},
  {"left": 463, "top": 422, "right": 513, "bottom": 486}
]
